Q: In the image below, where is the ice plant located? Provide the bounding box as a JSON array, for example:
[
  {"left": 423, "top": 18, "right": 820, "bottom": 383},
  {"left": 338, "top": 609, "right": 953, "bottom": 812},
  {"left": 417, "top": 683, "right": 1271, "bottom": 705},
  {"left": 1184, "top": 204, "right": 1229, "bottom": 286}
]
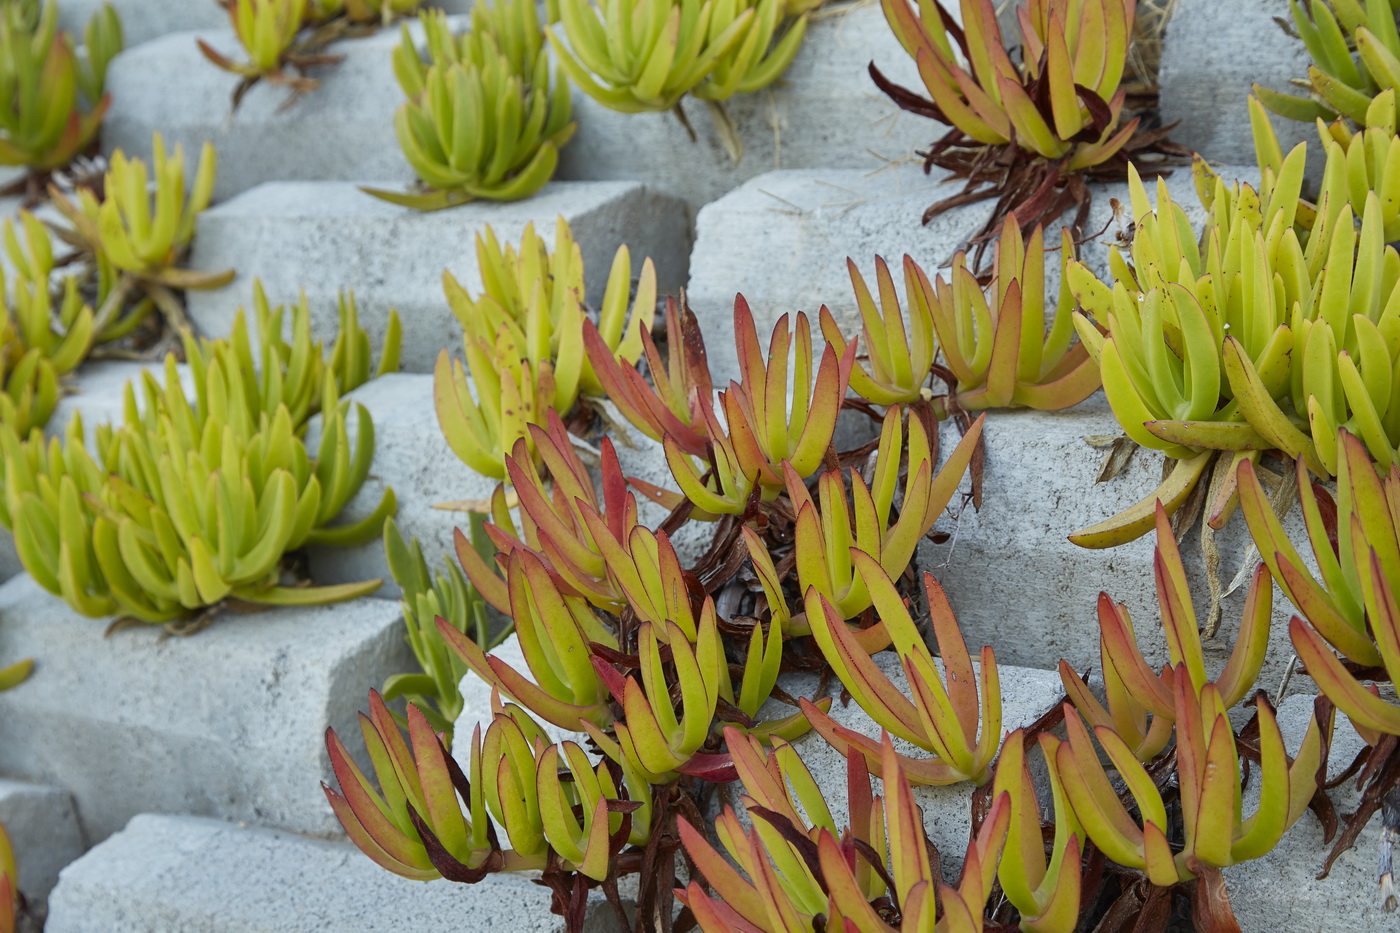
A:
[
  {"left": 1256, "top": 0, "right": 1400, "bottom": 127},
  {"left": 681, "top": 735, "right": 1011, "bottom": 932},
  {"left": 48, "top": 134, "right": 233, "bottom": 338},
  {"left": 1057, "top": 678, "right": 1324, "bottom": 890},
  {"left": 0, "top": 1, "right": 117, "bottom": 177},
  {"left": 366, "top": 0, "right": 574, "bottom": 210},
  {"left": 802, "top": 563, "right": 1001, "bottom": 786},
  {"left": 993, "top": 730, "right": 1084, "bottom": 933},
  {"left": 1066, "top": 144, "right": 1311, "bottom": 546},
  {"left": 871, "top": 0, "right": 1175, "bottom": 246},
  {"left": 820, "top": 255, "right": 939, "bottom": 407},
  {"left": 325, "top": 693, "right": 650, "bottom": 884},
  {"left": 0, "top": 295, "right": 398, "bottom": 628},
  {"left": 663, "top": 300, "right": 854, "bottom": 516},
  {"left": 547, "top": 0, "right": 809, "bottom": 160},
  {"left": 196, "top": 0, "right": 343, "bottom": 106},
  {"left": 777, "top": 406, "right": 982, "bottom": 620},
  {"left": 1061, "top": 503, "right": 1274, "bottom": 761},
  {"left": 380, "top": 517, "right": 498, "bottom": 739},
  {"left": 1, "top": 212, "right": 96, "bottom": 433},
  {"left": 433, "top": 219, "right": 653, "bottom": 477},
  {"left": 440, "top": 545, "right": 618, "bottom": 732},
  {"left": 585, "top": 294, "right": 714, "bottom": 458},
  {"left": 931, "top": 216, "right": 1099, "bottom": 412}
]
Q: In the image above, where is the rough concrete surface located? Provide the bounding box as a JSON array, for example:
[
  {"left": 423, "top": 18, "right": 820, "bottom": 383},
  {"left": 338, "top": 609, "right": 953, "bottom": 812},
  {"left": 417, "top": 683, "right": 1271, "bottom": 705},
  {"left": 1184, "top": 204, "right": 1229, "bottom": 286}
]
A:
[
  {"left": 102, "top": 20, "right": 456, "bottom": 201},
  {"left": 45, "top": 814, "right": 621, "bottom": 933},
  {"left": 556, "top": 0, "right": 934, "bottom": 206},
  {"left": 686, "top": 162, "right": 1251, "bottom": 385},
  {"left": 61, "top": 1, "right": 475, "bottom": 46},
  {"left": 0, "top": 779, "right": 84, "bottom": 903},
  {"left": 186, "top": 180, "right": 693, "bottom": 372},
  {"left": 0, "top": 575, "right": 411, "bottom": 842},
  {"left": 1159, "top": 0, "right": 1317, "bottom": 169},
  {"left": 918, "top": 401, "right": 1314, "bottom": 695}
]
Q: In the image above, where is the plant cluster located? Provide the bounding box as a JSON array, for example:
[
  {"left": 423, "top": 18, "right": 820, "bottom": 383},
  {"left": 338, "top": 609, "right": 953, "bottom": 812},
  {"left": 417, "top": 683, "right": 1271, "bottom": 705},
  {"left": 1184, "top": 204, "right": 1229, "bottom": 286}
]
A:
[
  {"left": 547, "top": 0, "right": 816, "bottom": 161},
  {"left": 46, "top": 133, "right": 233, "bottom": 344},
  {"left": 321, "top": 196, "right": 1340, "bottom": 930},
  {"left": 870, "top": 0, "right": 1183, "bottom": 257},
  {"left": 1259, "top": 0, "right": 1400, "bottom": 129},
  {"left": 434, "top": 216, "right": 653, "bottom": 479},
  {"left": 367, "top": 0, "right": 575, "bottom": 210},
  {"left": 0, "top": 286, "right": 401, "bottom": 631},
  {"left": 197, "top": 0, "right": 427, "bottom": 108},
  {"left": 0, "top": 0, "right": 121, "bottom": 188},
  {"left": 1066, "top": 98, "right": 1400, "bottom": 549}
]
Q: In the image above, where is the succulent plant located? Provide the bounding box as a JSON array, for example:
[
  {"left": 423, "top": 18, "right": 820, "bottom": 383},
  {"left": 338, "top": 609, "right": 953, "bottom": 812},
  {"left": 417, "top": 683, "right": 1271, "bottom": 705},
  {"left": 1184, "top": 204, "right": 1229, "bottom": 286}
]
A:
[
  {"left": 661, "top": 300, "right": 854, "bottom": 517},
  {"left": 325, "top": 692, "right": 651, "bottom": 884},
  {"left": 1, "top": 212, "right": 96, "bottom": 433},
  {"left": 197, "top": 0, "right": 341, "bottom": 106},
  {"left": 434, "top": 219, "right": 652, "bottom": 478},
  {"left": 0, "top": 288, "right": 399, "bottom": 628},
  {"left": 779, "top": 406, "right": 982, "bottom": 621},
  {"left": 48, "top": 133, "right": 233, "bottom": 339},
  {"left": 367, "top": 0, "right": 574, "bottom": 210},
  {"left": 681, "top": 734, "right": 1011, "bottom": 932},
  {"left": 1057, "top": 678, "right": 1324, "bottom": 888},
  {"left": 1257, "top": 0, "right": 1400, "bottom": 127},
  {"left": 0, "top": 0, "right": 118, "bottom": 176},
  {"left": 0, "top": 821, "right": 13, "bottom": 933},
  {"left": 585, "top": 294, "right": 713, "bottom": 457},
  {"left": 801, "top": 565, "right": 1001, "bottom": 786},
  {"left": 546, "top": 0, "right": 809, "bottom": 161},
  {"left": 871, "top": 0, "right": 1178, "bottom": 248},
  {"left": 1061, "top": 503, "right": 1273, "bottom": 761},
  {"left": 381, "top": 517, "right": 499, "bottom": 740}
]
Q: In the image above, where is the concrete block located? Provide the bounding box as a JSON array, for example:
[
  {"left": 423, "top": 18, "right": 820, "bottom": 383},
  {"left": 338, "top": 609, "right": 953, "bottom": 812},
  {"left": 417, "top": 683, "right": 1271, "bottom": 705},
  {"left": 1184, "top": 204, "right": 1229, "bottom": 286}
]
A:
[
  {"left": 917, "top": 401, "right": 1313, "bottom": 692},
  {"left": 60, "top": 0, "right": 226, "bottom": 48},
  {"left": 0, "top": 779, "right": 84, "bottom": 903},
  {"left": 0, "top": 574, "right": 412, "bottom": 842},
  {"left": 46, "top": 813, "right": 621, "bottom": 933},
  {"left": 1159, "top": 0, "right": 1317, "bottom": 169},
  {"left": 102, "top": 20, "right": 455, "bottom": 201},
  {"left": 186, "top": 180, "right": 693, "bottom": 372},
  {"left": 1226, "top": 696, "right": 1383, "bottom": 929},
  {"left": 686, "top": 162, "right": 1248, "bottom": 385},
  {"left": 61, "top": 1, "right": 475, "bottom": 46},
  {"left": 556, "top": 0, "right": 934, "bottom": 206},
  {"left": 304, "top": 373, "right": 495, "bottom": 600}
]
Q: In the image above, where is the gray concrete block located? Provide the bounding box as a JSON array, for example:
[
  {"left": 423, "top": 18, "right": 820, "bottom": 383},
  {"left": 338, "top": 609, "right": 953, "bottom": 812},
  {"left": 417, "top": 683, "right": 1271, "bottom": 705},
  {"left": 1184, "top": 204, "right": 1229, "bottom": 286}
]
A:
[
  {"left": 918, "top": 401, "right": 1313, "bottom": 695},
  {"left": 186, "top": 180, "right": 693, "bottom": 372},
  {"left": 555, "top": 0, "right": 934, "bottom": 206},
  {"left": 0, "top": 779, "right": 84, "bottom": 903},
  {"left": 60, "top": 0, "right": 226, "bottom": 48},
  {"left": 304, "top": 372, "right": 494, "bottom": 600},
  {"left": 686, "top": 162, "right": 1249, "bottom": 385},
  {"left": 1159, "top": 0, "right": 1316, "bottom": 169},
  {"left": 46, "top": 813, "right": 621, "bottom": 933},
  {"left": 102, "top": 19, "right": 457, "bottom": 201},
  {"left": 0, "top": 575, "right": 412, "bottom": 842},
  {"left": 1225, "top": 696, "right": 1383, "bottom": 929},
  {"left": 62, "top": 1, "right": 475, "bottom": 46}
]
